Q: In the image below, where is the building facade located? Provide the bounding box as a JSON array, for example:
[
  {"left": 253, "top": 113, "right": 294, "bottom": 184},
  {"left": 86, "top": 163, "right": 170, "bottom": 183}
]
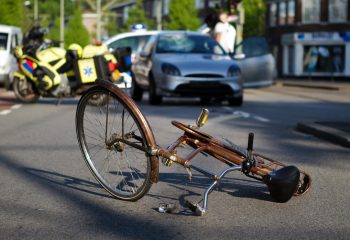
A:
[
  {"left": 266, "top": 0, "right": 350, "bottom": 78},
  {"left": 110, "top": 0, "right": 227, "bottom": 30}
]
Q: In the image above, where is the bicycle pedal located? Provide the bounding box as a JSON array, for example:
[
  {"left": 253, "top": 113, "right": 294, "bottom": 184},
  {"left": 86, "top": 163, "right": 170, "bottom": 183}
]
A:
[
  {"left": 158, "top": 203, "right": 177, "bottom": 213},
  {"left": 185, "top": 200, "right": 205, "bottom": 216}
]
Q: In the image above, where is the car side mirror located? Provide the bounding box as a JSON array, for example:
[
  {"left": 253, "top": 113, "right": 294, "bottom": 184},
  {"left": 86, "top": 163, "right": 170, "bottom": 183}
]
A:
[{"left": 233, "top": 53, "right": 246, "bottom": 60}]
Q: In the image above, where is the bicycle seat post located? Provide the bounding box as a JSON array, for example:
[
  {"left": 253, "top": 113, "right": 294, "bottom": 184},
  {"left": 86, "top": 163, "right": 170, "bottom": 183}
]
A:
[{"left": 242, "top": 133, "right": 254, "bottom": 174}]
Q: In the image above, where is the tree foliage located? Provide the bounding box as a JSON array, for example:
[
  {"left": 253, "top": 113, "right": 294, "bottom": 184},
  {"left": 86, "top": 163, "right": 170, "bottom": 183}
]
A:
[
  {"left": 0, "top": 0, "right": 24, "bottom": 27},
  {"left": 121, "top": 0, "right": 155, "bottom": 32},
  {"left": 46, "top": 18, "right": 60, "bottom": 43},
  {"left": 242, "top": 0, "right": 266, "bottom": 37},
  {"left": 166, "top": 0, "right": 200, "bottom": 30},
  {"left": 64, "top": 8, "right": 90, "bottom": 47}
]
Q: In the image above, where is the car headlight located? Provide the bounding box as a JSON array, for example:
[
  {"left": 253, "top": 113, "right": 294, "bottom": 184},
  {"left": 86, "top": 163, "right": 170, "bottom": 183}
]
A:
[
  {"left": 227, "top": 65, "right": 241, "bottom": 77},
  {"left": 161, "top": 63, "right": 181, "bottom": 76}
]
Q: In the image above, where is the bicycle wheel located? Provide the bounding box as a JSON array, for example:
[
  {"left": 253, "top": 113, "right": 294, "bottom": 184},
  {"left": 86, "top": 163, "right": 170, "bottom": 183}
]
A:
[{"left": 76, "top": 87, "right": 152, "bottom": 201}]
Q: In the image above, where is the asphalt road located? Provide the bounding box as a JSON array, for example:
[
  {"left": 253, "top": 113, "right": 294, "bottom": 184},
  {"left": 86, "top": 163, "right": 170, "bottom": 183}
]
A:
[{"left": 0, "top": 85, "right": 349, "bottom": 239}]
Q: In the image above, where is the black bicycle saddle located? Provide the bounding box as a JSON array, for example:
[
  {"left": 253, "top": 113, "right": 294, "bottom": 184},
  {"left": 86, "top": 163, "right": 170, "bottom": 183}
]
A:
[{"left": 264, "top": 166, "right": 300, "bottom": 203}]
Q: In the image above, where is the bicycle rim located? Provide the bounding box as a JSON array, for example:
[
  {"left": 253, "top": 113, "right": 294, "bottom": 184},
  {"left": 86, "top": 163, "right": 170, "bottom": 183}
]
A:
[{"left": 76, "top": 87, "right": 152, "bottom": 201}]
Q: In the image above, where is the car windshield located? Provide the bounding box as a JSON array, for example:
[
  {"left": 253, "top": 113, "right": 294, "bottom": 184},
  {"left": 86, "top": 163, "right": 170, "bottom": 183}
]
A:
[
  {"left": 238, "top": 37, "right": 270, "bottom": 58},
  {"left": 156, "top": 34, "right": 225, "bottom": 55},
  {"left": 107, "top": 35, "right": 151, "bottom": 53},
  {"left": 0, "top": 33, "right": 8, "bottom": 51}
]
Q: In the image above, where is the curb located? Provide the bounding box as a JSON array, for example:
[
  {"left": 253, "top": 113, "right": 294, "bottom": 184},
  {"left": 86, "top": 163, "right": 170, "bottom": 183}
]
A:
[
  {"left": 296, "top": 122, "right": 350, "bottom": 148},
  {"left": 282, "top": 82, "right": 339, "bottom": 91}
]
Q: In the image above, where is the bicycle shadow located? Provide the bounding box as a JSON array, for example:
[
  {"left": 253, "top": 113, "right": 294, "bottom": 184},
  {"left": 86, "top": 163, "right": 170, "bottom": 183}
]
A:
[
  {"left": 0, "top": 154, "right": 177, "bottom": 239},
  {"left": 24, "top": 168, "right": 114, "bottom": 199},
  {"left": 149, "top": 172, "right": 272, "bottom": 215},
  {"left": 24, "top": 168, "right": 272, "bottom": 216}
]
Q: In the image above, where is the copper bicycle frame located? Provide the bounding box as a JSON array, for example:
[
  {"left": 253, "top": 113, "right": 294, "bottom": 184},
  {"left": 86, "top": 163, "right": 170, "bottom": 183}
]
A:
[
  {"left": 145, "top": 120, "right": 310, "bottom": 215},
  {"left": 157, "top": 121, "right": 311, "bottom": 186},
  {"left": 97, "top": 79, "right": 311, "bottom": 215}
]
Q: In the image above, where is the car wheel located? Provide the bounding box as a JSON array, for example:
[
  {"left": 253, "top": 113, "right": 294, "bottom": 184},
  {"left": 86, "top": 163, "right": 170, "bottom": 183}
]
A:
[
  {"left": 148, "top": 74, "right": 162, "bottom": 105},
  {"left": 131, "top": 74, "right": 143, "bottom": 101},
  {"left": 228, "top": 95, "right": 243, "bottom": 106}
]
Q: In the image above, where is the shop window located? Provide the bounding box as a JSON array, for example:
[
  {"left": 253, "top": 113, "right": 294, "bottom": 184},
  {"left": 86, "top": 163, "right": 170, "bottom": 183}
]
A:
[
  {"left": 269, "top": 3, "right": 277, "bottom": 26},
  {"left": 279, "top": 2, "right": 287, "bottom": 25},
  {"left": 123, "top": 6, "right": 129, "bottom": 22},
  {"left": 329, "top": 0, "right": 348, "bottom": 23},
  {"left": 152, "top": 1, "right": 157, "bottom": 18},
  {"left": 302, "top": 0, "right": 320, "bottom": 23},
  {"left": 287, "top": 0, "right": 295, "bottom": 24},
  {"left": 288, "top": 45, "right": 294, "bottom": 74},
  {"left": 195, "top": 0, "right": 205, "bottom": 9},
  {"left": 163, "top": 0, "right": 170, "bottom": 15},
  {"left": 303, "top": 45, "right": 345, "bottom": 73},
  {"left": 209, "top": 0, "right": 221, "bottom": 8}
]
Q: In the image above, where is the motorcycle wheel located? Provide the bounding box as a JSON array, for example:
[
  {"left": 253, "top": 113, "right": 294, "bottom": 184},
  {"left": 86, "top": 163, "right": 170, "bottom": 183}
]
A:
[{"left": 13, "top": 77, "right": 40, "bottom": 103}]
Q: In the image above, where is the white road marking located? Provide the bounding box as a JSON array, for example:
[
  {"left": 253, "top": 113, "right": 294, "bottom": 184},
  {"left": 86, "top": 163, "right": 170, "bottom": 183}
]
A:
[
  {"left": 209, "top": 108, "right": 270, "bottom": 123},
  {"left": 253, "top": 116, "right": 270, "bottom": 122},
  {"left": 0, "top": 110, "right": 11, "bottom": 115},
  {"left": 11, "top": 104, "right": 22, "bottom": 110},
  {"left": 0, "top": 104, "right": 22, "bottom": 116},
  {"left": 233, "top": 111, "right": 250, "bottom": 118}
]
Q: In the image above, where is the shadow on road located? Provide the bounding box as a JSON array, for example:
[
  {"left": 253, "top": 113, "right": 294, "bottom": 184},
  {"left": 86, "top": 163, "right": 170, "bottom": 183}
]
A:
[
  {"left": 0, "top": 153, "right": 177, "bottom": 239},
  {"left": 24, "top": 168, "right": 113, "bottom": 199}
]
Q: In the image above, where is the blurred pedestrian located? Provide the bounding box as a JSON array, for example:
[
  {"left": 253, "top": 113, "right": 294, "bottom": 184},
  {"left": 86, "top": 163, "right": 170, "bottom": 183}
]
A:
[
  {"left": 213, "top": 10, "right": 236, "bottom": 55},
  {"left": 204, "top": 12, "right": 219, "bottom": 35}
]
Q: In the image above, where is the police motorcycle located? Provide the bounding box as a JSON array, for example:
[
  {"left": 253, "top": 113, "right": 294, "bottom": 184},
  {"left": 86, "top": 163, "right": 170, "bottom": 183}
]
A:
[{"left": 12, "top": 25, "right": 130, "bottom": 103}]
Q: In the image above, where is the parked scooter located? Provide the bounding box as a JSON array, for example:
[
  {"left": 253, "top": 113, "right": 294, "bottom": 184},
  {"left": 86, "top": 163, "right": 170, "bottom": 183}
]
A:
[{"left": 12, "top": 25, "right": 128, "bottom": 103}]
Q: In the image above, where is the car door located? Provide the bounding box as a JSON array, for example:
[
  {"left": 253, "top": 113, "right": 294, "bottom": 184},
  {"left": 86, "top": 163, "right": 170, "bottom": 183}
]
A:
[
  {"left": 132, "top": 35, "right": 157, "bottom": 88},
  {"left": 235, "top": 37, "right": 275, "bottom": 87}
]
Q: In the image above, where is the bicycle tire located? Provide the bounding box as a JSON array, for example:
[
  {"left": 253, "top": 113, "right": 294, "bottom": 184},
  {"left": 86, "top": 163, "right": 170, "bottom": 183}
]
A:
[{"left": 76, "top": 86, "right": 153, "bottom": 201}]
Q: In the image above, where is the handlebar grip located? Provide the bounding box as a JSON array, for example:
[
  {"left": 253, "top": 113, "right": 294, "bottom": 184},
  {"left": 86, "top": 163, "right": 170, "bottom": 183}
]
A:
[{"left": 247, "top": 133, "right": 254, "bottom": 151}]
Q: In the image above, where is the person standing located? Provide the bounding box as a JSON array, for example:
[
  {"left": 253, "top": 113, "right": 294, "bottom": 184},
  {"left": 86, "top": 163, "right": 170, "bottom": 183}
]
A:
[{"left": 213, "top": 11, "right": 236, "bottom": 55}]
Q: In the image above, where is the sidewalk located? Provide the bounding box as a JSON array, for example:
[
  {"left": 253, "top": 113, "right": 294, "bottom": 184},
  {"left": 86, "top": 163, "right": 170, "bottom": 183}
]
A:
[{"left": 276, "top": 78, "right": 350, "bottom": 148}]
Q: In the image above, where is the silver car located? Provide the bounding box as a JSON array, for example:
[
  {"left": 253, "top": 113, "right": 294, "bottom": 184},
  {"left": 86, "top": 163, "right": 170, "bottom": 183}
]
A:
[{"left": 131, "top": 31, "right": 243, "bottom": 105}]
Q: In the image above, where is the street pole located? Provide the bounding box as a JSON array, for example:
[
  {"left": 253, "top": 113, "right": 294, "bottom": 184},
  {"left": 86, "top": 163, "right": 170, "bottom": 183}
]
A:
[
  {"left": 34, "top": 0, "right": 38, "bottom": 21},
  {"left": 96, "top": 0, "right": 101, "bottom": 43},
  {"left": 156, "top": 0, "right": 162, "bottom": 31},
  {"left": 60, "top": 0, "right": 64, "bottom": 48},
  {"left": 236, "top": 2, "right": 245, "bottom": 52}
]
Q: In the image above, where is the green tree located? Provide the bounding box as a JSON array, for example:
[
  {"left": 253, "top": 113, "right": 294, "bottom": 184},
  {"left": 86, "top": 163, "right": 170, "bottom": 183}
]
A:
[
  {"left": 47, "top": 18, "right": 60, "bottom": 43},
  {"left": 242, "top": 0, "right": 266, "bottom": 37},
  {"left": 105, "top": 14, "right": 118, "bottom": 37},
  {"left": 64, "top": 8, "right": 90, "bottom": 47},
  {"left": 0, "top": 0, "right": 24, "bottom": 27},
  {"left": 39, "top": 0, "right": 75, "bottom": 20},
  {"left": 166, "top": 0, "right": 200, "bottom": 30},
  {"left": 121, "top": 0, "right": 155, "bottom": 32}
]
